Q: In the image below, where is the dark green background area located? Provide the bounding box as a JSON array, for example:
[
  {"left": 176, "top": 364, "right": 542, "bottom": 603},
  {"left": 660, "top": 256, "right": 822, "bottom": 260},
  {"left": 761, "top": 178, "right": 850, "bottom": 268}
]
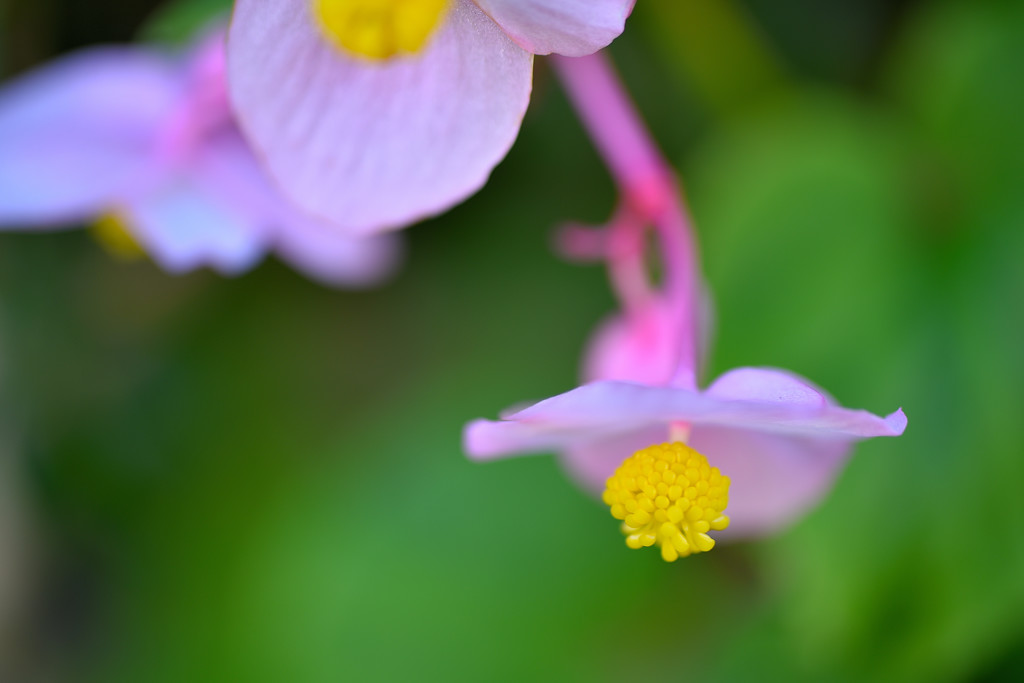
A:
[{"left": 0, "top": 0, "right": 1022, "bottom": 681}]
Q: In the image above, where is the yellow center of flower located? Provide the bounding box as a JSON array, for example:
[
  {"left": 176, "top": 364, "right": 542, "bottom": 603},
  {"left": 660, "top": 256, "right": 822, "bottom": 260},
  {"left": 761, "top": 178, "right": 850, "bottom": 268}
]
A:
[
  {"left": 313, "top": 0, "right": 450, "bottom": 60},
  {"left": 603, "top": 442, "right": 730, "bottom": 562},
  {"left": 90, "top": 212, "right": 145, "bottom": 261}
]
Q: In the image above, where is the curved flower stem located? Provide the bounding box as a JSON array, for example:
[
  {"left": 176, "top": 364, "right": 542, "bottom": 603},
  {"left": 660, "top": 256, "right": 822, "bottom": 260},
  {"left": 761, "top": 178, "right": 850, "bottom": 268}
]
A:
[
  {"left": 605, "top": 204, "right": 655, "bottom": 314},
  {"left": 550, "top": 51, "right": 701, "bottom": 389}
]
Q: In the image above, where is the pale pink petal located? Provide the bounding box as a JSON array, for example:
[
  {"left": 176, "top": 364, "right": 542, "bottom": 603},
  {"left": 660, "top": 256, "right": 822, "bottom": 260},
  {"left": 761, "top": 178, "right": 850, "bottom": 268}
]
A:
[
  {"left": 503, "top": 376, "right": 906, "bottom": 440},
  {"left": 465, "top": 373, "right": 905, "bottom": 461},
  {"left": 464, "top": 383, "right": 708, "bottom": 461},
  {"left": 465, "top": 383, "right": 711, "bottom": 463},
  {"left": 706, "top": 366, "right": 830, "bottom": 407},
  {"left": 465, "top": 382, "right": 715, "bottom": 460},
  {"left": 196, "top": 128, "right": 402, "bottom": 286},
  {"left": 273, "top": 213, "right": 403, "bottom": 288},
  {"left": 125, "top": 179, "right": 265, "bottom": 275},
  {"left": 192, "top": 128, "right": 281, "bottom": 217},
  {"left": 558, "top": 423, "right": 665, "bottom": 493},
  {"left": 704, "top": 367, "right": 908, "bottom": 438},
  {"left": 0, "top": 48, "right": 180, "bottom": 225},
  {"left": 228, "top": 0, "right": 533, "bottom": 234},
  {"left": 503, "top": 381, "right": 706, "bottom": 425},
  {"left": 125, "top": 135, "right": 268, "bottom": 275},
  {"left": 688, "top": 426, "right": 851, "bottom": 538},
  {"left": 474, "top": 0, "right": 635, "bottom": 56},
  {"left": 465, "top": 416, "right": 591, "bottom": 461}
]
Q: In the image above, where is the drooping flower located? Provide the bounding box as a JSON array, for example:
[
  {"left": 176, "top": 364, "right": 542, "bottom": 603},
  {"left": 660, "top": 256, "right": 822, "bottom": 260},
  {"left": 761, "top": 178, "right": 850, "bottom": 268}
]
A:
[
  {"left": 466, "top": 366, "right": 907, "bottom": 558},
  {"left": 463, "top": 53, "right": 907, "bottom": 561},
  {"left": 0, "top": 30, "right": 399, "bottom": 286},
  {"left": 227, "top": 0, "right": 637, "bottom": 234}
]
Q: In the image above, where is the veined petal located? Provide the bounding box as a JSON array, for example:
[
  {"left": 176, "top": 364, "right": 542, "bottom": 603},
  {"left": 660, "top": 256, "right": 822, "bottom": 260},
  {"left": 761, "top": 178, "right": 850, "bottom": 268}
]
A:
[
  {"left": 0, "top": 48, "right": 180, "bottom": 225},
  {"left": 473, "top": 0, "right": 635, "bottom": 56},
  {"left": 228, "top": 0, "right": 534, "bottom": 234}
]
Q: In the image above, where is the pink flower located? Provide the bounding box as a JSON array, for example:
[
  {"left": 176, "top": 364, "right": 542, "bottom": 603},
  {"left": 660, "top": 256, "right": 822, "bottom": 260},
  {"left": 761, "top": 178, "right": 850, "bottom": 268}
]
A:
[
  {"left": 463, "top": 53, "right": 906, "bottom": 560},
  {"left": 227, "top": 0, "right": 637, "bottom": 234},
  {"left": 465, "top": 367, "right": 907, "bottom": 541},
  {"left": 0, "top": 31, "right": 399, "bottom": 286}
]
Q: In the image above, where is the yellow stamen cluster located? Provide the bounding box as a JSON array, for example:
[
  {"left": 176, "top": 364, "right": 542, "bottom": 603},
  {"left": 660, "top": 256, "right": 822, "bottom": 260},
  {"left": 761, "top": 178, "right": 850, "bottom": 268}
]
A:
[
  {"left": 603, "top": 442, "right": 730, "bottom": 562},
  {"left": 314, "top": 0, "right": 450, "bottom": 60},
  {"left": 90, "top": 212, "right": 145, "bottom": 261}
]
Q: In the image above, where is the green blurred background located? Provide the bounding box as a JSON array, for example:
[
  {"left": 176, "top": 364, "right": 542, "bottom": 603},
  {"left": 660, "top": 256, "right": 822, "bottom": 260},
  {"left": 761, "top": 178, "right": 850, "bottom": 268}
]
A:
[{"left": 1, "top": 0, "right": 1022, "bottom": 680}]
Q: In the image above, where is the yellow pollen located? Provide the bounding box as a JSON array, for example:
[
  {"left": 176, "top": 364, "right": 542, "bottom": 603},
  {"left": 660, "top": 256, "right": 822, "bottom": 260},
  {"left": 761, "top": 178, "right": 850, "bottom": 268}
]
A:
[
  {"left": 90, "top": 212, "right": 145, "bottom": 261},
  {"left": 602, "top": 442, "right": 730, "bottom": 562},
  {"left": 313, "top": 0, "right": 450, "bottom": 60}
]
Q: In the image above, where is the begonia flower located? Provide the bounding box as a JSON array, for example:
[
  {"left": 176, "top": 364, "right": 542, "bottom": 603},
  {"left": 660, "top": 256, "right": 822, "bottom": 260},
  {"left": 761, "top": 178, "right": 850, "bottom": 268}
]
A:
[
  {"left": 0, "top": 30, "right": 399, "bottom": 286},
  {"left": 465, "top": 366, "right": 907, "bottom": 553},
  {"left": 227, "top": 0, "right": 637, "bottom": 234},
  {"left": 463, "top": 53, "right": 906, "bottom": 561}
]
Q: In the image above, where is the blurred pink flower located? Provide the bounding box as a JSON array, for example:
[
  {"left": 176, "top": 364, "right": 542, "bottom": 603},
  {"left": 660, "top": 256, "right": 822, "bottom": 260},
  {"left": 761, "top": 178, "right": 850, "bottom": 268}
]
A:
[
  {"left": 0, "top": 31, "right": 399, "bottom": 287},
  {"left": 463, "top": 53, "right": 907, "bottom": 556},
  {"left": 227, "top": 0, "right": 636, "bottom": 234}
]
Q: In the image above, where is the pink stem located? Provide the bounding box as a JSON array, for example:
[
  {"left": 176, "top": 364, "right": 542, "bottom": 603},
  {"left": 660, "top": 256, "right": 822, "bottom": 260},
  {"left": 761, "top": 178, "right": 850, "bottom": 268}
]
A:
[
  {"left": 605, "top": 204, "right": 656, "bottom": 314},
  {"left": 550, "top": 52, "right": 702, "bottom": 389}
]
